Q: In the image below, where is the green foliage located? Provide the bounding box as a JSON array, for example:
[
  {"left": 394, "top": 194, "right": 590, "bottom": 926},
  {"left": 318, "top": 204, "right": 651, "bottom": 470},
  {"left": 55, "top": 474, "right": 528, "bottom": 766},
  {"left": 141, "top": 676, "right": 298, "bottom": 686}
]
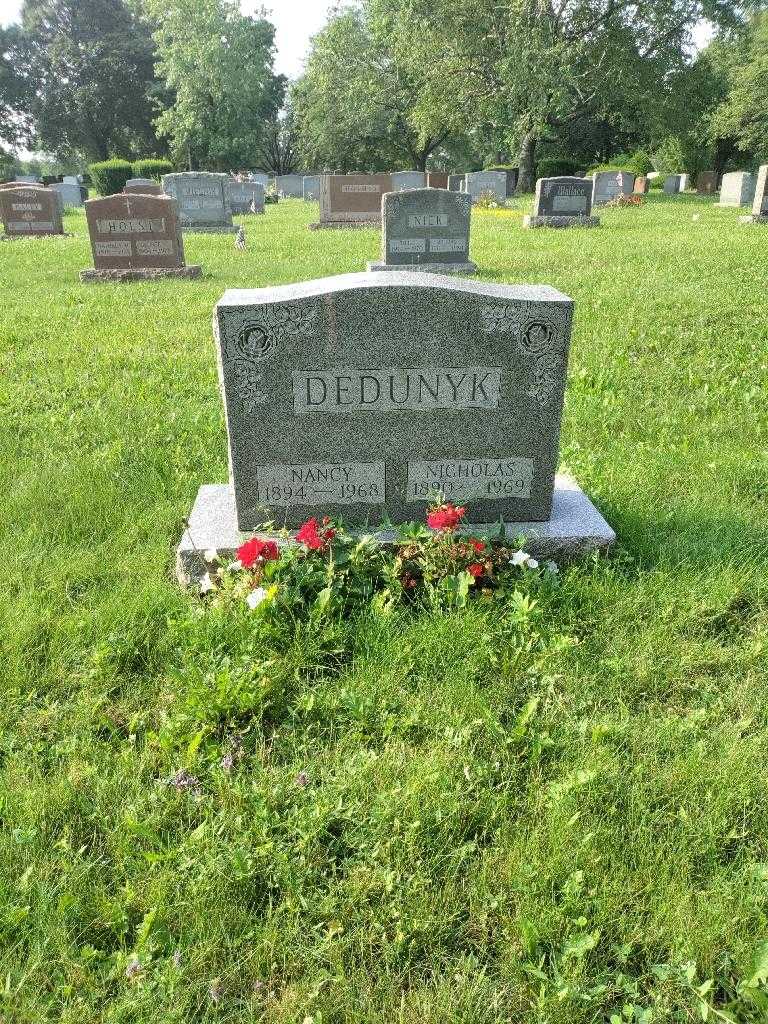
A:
[
  {"left": 88, "top": 158, "right": 133, "bottom": 195},
  {"left": 537, "top": 158, "right": 580, "bottom": 178},
  {"left": 710, "top": 13, "right": 768, "bottom": 160},
  {"left": 652, "top": 136, "right": 688, "bottom": 175},
  {"left": 131, "top": 158, "right": 173, "bottom": 180}
]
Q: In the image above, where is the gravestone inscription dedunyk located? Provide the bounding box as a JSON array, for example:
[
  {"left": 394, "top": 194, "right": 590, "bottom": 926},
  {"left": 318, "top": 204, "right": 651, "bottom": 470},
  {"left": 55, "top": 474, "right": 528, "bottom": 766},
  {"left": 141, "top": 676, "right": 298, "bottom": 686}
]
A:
[
  {"left": 717, "top": 171, "right": 755, "bottom": 207},
  {"left": 177, "top": 272, "right": 616, "bottom": 581},
  {"left": 524, "top": 176, "right": 599, "bottom": 228},
  {"left": 591, "top": 170, "right": 634, "bottom": 205},
  {"left": 80, "top": 193, "right": 202, "bottom": 281},
  {"left": 311, "top": 173, "right": 392, "bottom": 229},
  {"left": 227, "top": 180, "right": 265, "bottom": 214},
  {"left": 162, "top": 171, "right": 236, "bottom": 232},
  {"left": 367, "top": 187, "right": 475, "bottom": 274},
  {"left": 0, "top": 185, "right": 64, "bottom": 237}
]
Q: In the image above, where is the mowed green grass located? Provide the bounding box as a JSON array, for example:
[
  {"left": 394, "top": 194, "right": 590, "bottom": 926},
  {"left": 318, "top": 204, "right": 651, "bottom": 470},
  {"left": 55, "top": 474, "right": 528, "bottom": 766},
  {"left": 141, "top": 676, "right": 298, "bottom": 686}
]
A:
[{"left": 1, "top": 195, "right": 767, "bottom": 1023}]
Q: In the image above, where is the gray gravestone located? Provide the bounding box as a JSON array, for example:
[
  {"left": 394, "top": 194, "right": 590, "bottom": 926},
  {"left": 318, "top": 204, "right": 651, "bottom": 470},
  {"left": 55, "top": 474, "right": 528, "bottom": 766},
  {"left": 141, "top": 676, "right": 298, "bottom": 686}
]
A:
[
  {"left": 464, "top": 170, "right": 506, "bottom": 203},
  {"left": 391, "top": 171, "right": 427, "bottom": 191},
  {"left": 303, "top": 175, "right": 321, "bottom": 200},
  {"left": 50, "top": 181, "right": 83, "bottom": 207},
  {"left": 524, "top": 176, "right": 599, "bottom": 229},
  {"left": 448, "top": 175, "right": 465, "bottom": 192},
  {"left": 227, "top": 180, "right": 265, "bottom": 214},
  {"left": 591, "top": 170, "right": 634, "bottom": 205},
  {"left": 368, "top": 187, "right": 475, "bottom": 274},
  {"left": 275, "top": 174, "right": 304, "bottom": 198},
  {"left": 161, "top": 171, "right": 236, "bottom": 232},
  {"left": 751, "top": 165, "right": 768, "bottom": 219},
  {"left": 717, "top": 171, "right": 756, "bottom": 207},
  {"left": 15, "top": 175, "right": 40, "bottom": 183},
  {"left": 249, "top": 172, "right": 270, "bottom": 186},
  {"left": 124, "top": 177, "right": 163, "bottom": 196},
  {"left": 211, "top": 272, "right": 574, "bottom": 530},
  {"left": 663, "top": 174, "right": 688, "bottom": 194}
]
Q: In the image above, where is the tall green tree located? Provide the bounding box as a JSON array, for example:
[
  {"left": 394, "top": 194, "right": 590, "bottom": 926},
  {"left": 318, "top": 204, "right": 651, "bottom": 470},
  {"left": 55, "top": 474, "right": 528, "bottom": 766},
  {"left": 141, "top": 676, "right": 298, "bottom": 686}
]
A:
[
  {"left": 292, "top": 3, "right": 452, "bottom": 172},
  {"left": 709, "top": 13, "right": 768, "bottom": 160},
  {"left": 143, "top": 0, "right": 284, "bottom": 170},
  {"left": 5, "top": 0, "right": 160, "bottom": 161}
]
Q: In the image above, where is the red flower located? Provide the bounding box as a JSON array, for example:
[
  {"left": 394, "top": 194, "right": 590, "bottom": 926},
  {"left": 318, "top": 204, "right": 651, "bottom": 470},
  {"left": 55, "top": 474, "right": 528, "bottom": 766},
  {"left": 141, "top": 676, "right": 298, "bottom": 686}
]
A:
[
  {"left": 467, "top": 562, "right": 484, "bottom": 578},
  {"left": 237, "top": 537, "right": 279, "bottom": 568},
  {"left": 426, "top": 503, "right": 466, "bottom": 530},
  {"left": 296, "top": 517, "right": 335, "bottom": 550},
  {"left": 469, "top": 538, "right": 485, "bottom": 553}
]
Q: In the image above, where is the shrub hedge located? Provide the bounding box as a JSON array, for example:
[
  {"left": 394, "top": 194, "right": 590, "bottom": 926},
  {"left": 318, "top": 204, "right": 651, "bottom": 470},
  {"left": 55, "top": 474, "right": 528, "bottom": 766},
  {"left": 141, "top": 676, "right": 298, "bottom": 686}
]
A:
[
  {"left": 132, "top": 158, "right": 174, "bottom": 181},
  {"left": 88, "top": 159, "right": 133, "bottom": 195}
]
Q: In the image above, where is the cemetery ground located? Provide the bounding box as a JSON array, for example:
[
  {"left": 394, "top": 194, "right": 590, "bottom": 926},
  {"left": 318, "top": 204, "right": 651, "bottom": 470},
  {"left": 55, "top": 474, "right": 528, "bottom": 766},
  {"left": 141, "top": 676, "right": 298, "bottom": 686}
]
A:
[{"left": 1, "top": 194, "right": 767, "bottom": 1024}]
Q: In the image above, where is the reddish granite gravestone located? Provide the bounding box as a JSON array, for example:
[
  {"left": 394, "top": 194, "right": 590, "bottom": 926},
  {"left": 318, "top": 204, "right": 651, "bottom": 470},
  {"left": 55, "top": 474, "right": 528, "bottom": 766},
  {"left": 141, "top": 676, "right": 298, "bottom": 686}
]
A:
[
  {"left": 696, "top": 172, "right": 717, "bottom": 195},
  {"left": 311, "top": 173, "right": 392, "bottom": 229},
  {"left": 426, "top": 172, "right": 449, "bottom": 189},
  {"left": 0, "top": 185, "right": 64, "bottom": 237},
  {"left": 633, "top": 176, "right": 649, "bottom": 194},
  {"left": 80, "top": 193, "right": 202, "bottom": 282},
  {"left": 124, "top": 178, "right": 163, "bottom": 196}
]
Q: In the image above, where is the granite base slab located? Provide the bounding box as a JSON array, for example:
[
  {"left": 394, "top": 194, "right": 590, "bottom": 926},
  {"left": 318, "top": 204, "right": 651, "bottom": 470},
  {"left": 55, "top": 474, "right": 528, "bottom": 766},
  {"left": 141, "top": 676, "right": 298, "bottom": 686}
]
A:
[
  {"left": 523, "top": 215, "right": 601, "bottom": 229},
  {"left": 366, "top": 260, "right": 477, "bottom": 275},
  {"left": 308, "top": 220, "right": 377, "bottom": 231},
  {"left": 176, "top": 475, "right": 616, "bottom": 587},
  {"left": 80, "top": 265, "right": 203, "bottom": 283}
]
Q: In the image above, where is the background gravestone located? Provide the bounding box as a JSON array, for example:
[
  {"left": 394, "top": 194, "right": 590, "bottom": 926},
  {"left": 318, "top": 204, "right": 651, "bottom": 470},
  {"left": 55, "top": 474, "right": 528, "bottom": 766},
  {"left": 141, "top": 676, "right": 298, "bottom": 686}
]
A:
[
  {"left": 634, "top": 176, "right": 649, "bottom": 194},
  {"left": 448, "top": 174, "right": 465, "bottom": 192},
  {"left": 695, "top": 172, "right": 718, "bottom": 195},
  {"left": 592, "top": 170, "right": 634, "bottom": 205},
  {"left": 50, "top": 180, "right": 83, "bottom": 207},
  {"left": 161, "top": 171, "right": 236, "bottom": 232},
  {"left": 303, "top": 175, "right": 321, "bottom": 200},
  {"left": 717, "top": 171, "right": 756, "bottom": 207},
  {"left": 124, "top": 178, "right": 163, "bottom": 196},
  {"left": 248, "top": 172, "right": 270, "bottom": 186},
  {"left": 227, "top": 180, "right": 265, "bottom": 214},
  {"left": 464, "top": 170, "right": 506, "bottom": 203},
  {"left": 368, "top": 187, "right": 475, "bottom": 274},
  {"left": 312, "top": 173, "right": 392, "bottom": 229},
  {"left": 426, "top": 172, "right": 449, "bottom": 189},
  {"left": 663, "top": 174, "right": 688, "bottom": 194},
  {"left": 80, "top": 193, "right": 202, "bottom": 282},
  {"left": 391, "top": 171, "right": 426, "bottom": 191},
  {"left": 15, "top": 175, "right": 40, "bottom": 184},
  {"left": 275, "top": 174, "right": 304, "bottom": 198},
  {"left": 524, "top": 176, "right": 599, "bottom": 228},
  {"left": 742, "top": 164, "right": 768, "bottom": 223},
  {"left": 0, "top": 185, "right": 64, "bottom": 237}
]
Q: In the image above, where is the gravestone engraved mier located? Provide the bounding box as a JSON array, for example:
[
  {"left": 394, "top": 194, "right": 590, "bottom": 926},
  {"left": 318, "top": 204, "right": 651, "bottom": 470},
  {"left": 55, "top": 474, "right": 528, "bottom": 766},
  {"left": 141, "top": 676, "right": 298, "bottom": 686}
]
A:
[
  {"left": 464, "top": 170, "right": 506, "bottom": 203},
  {"left": 275, "top": 174, "right": 304, "bottom": 198},
  {"left": 717, "top": 171, "right": 756, "bottom": 207},
  {"left": 162, "top": 171, "right": 236, "bottom": 232},
  {"left": 391, "top": 171, "right": 426, "bottom": 191},
  {"left": 524, "top": 176, "right": 599, "bottom": 229},
  {"left": 124, "top": 178, "right": 163, "bottom": 196},
  {"left": 311, "top": 173, "right": 392, "bottom": 229},
  {"left": 367, "top": 187, "right": 476, "bottom": 274},
  {"left": 227, "top": 180, "right": 265, "bottom": 214},
  {"left": 0, "top": 185, "right": 64, "bottom": 237},
  {"left": 303, "top": 175, "right": 321, "bottom": 200},
  {"left": 178, "top": 272, "right": 616, "bottom": 581},
  {"left": 696, "top": 172, "right": 717, "bottom": 195},
  {"left": 591, "top": 170, "right": 634, "bottom": 205},
  {"left": 426, "top": 172, "right": 449, "bottom": 189},
  {"left": 80, "top": 193, "right": 202, "bottom": 282}
]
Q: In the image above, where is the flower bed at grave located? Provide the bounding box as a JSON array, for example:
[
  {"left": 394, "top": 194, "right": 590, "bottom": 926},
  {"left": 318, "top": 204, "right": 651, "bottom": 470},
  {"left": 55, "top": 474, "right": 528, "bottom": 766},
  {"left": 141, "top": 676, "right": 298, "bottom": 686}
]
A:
[
  {"left": 606, "top": 193, "right": 644, "bottom": 207},
  {"left": 198, "top": 500, "right": 558, "bottom": 617}
]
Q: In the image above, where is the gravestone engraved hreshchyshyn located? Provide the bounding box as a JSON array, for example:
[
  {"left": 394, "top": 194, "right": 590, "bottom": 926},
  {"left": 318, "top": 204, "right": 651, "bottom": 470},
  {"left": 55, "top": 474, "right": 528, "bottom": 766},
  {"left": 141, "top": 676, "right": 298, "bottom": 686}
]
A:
[
  {"left": 717, "top": 171, "right": 756, "bottom": 208},
  {"left": 311, "top": 173, "right": 392, "bottom": 229},
  {"left": 524, "top": 176, "right": 599, "bottom": 229},
  {"left": 177, "top": 271, "right": 617, "bottom": 582},
  {"left": 0, "top": 185, "right": 64, "bottom": 237},
  {"left": 227, "top": 180, "right": 265, "bottom": 214},
  {"left": 367, "top": 187, "right": 476, "bottom": 274},
  {"left": 213, "top": 271, "right": 574, "bottom": 529},
  {"left": 161, "top": 171, "right": 236, "bottom": 232},
  {"left": 80, "top": 193, "right": 202, "bottom": 282},
  {"left": 464, "top": 170, "right": 506, "bottom": 204},
  {"left": 591, "top": 170, "right": 634, "bottom": 205}
]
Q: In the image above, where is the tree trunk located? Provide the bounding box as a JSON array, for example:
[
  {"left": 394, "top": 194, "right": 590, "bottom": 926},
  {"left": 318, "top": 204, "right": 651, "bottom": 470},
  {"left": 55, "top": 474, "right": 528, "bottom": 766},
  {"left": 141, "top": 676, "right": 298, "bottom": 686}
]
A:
[{"left": 517, "top": 132, "right": 537, "bottom": 193}]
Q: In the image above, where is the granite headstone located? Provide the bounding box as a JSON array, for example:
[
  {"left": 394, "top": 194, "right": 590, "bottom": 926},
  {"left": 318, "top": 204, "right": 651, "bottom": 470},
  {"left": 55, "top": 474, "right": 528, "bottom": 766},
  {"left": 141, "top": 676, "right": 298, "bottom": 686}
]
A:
[
  {"left": 663, "top": 174, "right": 688, "bottom": 194},
  {"left": 524, "top": 176, "right": 599, "bottom": 228},
  {"left": 717, "top": 171, "right": 756, "bottom": 207},
  {"left": 367, "top": 187, "right": 475, "bottom": 274},
  {"left": 695, "top": 172, "right": 717, "bottom": 195},
  {"left": 743, "top": 164, "right": 768, "bottom": 223},
  {"left": 227, "top": 180, "right": 265, "bottom": 214},
  {"left": 633, "top": 176, "right": 649, "bottom": 194},
  {"left": 275, "top": 174, "right": 304, "bottom": 198},
  {"left": 124, "top": 178, "right": 163, "bottom": 196},
  {"left": 303, "top": 175, "right": 321, "bottom": 200},
  {"left": 161, "top": 171, "right": 235, "bottom": 232},
  {"left": 391, "top": 171, "right": 427, "bottom": 191},
  {"left": 0, "top": 185, "right": 64, "bottom": 237},
  {"left": 591, "top": 170, "right": 634, "bottom": 205},
  {"left": 312, "top": 173, "right": 392, "bottom": 229},
  {"left": 448, "top": 174, "right": 465, "bottom": 192},
  {"left": 426, "top": 172, "right": 449, "bottom": 189},
  {"left": 50, "top": 180, "right": 83, "bottom": 207},
  {"left": 464, "top": 170, "right": 506, "bottom": 203}
]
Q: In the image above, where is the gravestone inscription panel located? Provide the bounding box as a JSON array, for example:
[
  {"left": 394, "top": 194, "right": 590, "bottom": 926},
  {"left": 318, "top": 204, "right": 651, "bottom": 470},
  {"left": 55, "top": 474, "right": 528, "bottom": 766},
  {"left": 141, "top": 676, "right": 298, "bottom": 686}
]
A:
[
  {"left": 81, "top": 193, "right": 202, "bottom": 281},
  {"left": 313, "top": 173, "right": 392, "bottom": 228},
  {"left": 213, "top": 272, "right": 573, "bottom": 528},
  {"left": 227, "top": 180, "right": 265, "bottom": 214},
  {"left": 524, "top": 176, "right": 599, "bottom": 228},
  {"left": 591, "top": 170, "right": 634, "bottom": 205},
  {"left": 368, "top": 187, "right": 475, "bottom": 274},
  {"left": 162, "top": 171, "right": 235, "bottom": 232},
  {"left": 0, "top": 185, "right": 64, "bottom": 237}
]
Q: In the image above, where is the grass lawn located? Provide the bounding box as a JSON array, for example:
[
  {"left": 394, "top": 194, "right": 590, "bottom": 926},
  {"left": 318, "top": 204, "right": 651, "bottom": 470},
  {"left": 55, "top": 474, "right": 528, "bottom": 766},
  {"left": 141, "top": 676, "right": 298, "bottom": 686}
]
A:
[{"left": 1, "top": 194, "right": 767, "bottom": 1023}]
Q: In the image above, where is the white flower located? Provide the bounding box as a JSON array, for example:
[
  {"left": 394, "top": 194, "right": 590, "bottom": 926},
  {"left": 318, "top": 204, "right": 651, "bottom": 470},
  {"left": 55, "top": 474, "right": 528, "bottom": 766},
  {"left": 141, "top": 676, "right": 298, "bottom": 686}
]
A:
[
  {"left": 545, "top": 559, "right": 559, "bottom": 574},
  {"left": 526, "top": 557, "right": 539, "bottom": 569},
  {"left": 510, "top": 549, "right": 530, "bottom": 566},
  {"left": 200, "top": 572, "right": 215, "bottom": 594},
  {"left": 228, "top": 559, "right": 242, "bottom": 572},
  {"left": 246, "top": 586, "right": 268, "bottom": 610},
  {"left": 203, "top": 547, "right": 218, "bottom": 562}
]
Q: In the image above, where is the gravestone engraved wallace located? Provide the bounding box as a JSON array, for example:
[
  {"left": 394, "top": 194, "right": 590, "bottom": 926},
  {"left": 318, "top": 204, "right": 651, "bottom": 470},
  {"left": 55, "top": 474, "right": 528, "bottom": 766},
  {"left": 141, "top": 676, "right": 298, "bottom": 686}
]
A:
[
  {"left": 227, "top": 180, "right": 265, "bottom": 214},
  {"left": 717, "top": 171, "right": 756, "bottom": 207},
  {"left": 523, "top": 176, "right": 599, "bottom": 229},
  {"left": 391, "top": 171, "right": 426, "bottom": 191},
  {"left": 178, "top": 272, "right": 615, "bottom": 582},
  {"left": 426, "top": 172, "right": 449, "bottom": 189},
  {"left": 124, "top": 178, "right": 163, "bottom": 196},
  {"left": 311, "top": 173, "right": 392, "bottom": 229},
  {"left": 367, "top": 187, "right": 476, "bottom": 274},
  {"left": 162, "top": 171, "right": 236, "bottom": 232},
  {"left": 464, "top": 170, "right": 506, "bottom": 203},
  {"left": 696, "top": 172, "right": 717, "bottom": 195},
  {"left": 80, "top": 193, "right": 202, "bottom": 282},
  {"left": 303, "top": 175, "right": 321, "bottom": 200},
  {"left": 0, "top": 185, "right": 64, "bottom": 237},
  {"left": 591, "top": 170, "right": 634, "bottom": 205}
]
